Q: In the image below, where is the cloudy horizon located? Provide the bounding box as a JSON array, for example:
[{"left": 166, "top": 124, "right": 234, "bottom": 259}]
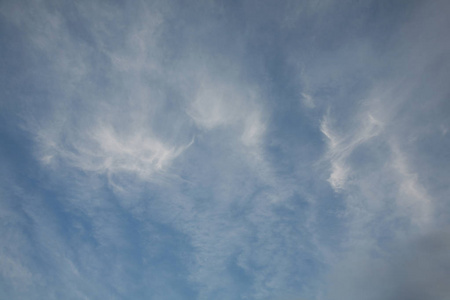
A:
[{"left": 1, "top": 0, "right": 449, "bottom": 299}]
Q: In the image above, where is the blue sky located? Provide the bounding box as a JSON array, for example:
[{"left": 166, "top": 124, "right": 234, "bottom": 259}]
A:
[{"left": 1, "top": 0, "right": 450, "bottom": 299}]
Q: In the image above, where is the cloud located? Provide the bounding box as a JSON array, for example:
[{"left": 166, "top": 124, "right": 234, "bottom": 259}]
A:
[
  {"left": 2, "top": 1, "right": 317, "bottom": 299},
  {"left": 327, "top": 229, "right": 450, "bottom": 300},
  {"left": 1, "top": 0, "right": 449, "bottom": 300},
  {"left": 320, "top": 111, "right": 383, "bottom": 191},
  {"left": 310, "top": 1, "right": 450, "bottom": 299},
  {"left": 4, "top": 0, "right": 195, "bottom": 188},
  {"left": 33, "top": 105, "right": 193, "bottom": 186},
  {"left": 301, "top": 93, "right": 315, "bottom": 109},
  {"left": 187, "top": 70, "right": 266, "bottom": 151}
]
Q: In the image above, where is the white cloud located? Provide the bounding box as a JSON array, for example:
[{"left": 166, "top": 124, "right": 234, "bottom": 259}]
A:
[
  {"left": 39, "top": 120, "right": 191, "bottom": 182},
  {"left": 301, "top": 93, "right": 315, "bottom": 109},
  {"left": 390, "top": 143, "right": 433, "bottom": 228},
  {"left": 9, "top": 3, "right": 303, "bottom": 298},
  {"left": 320, "top": 111, "right": 383, "bottom": 191},
  {"left": 6, "top": 1, "right": 194, "bottom": 188},
  {"left": 3, "top": 0, "right": 449, "bottom": 299},
  {"left": 187, "top": 75, "right": 266, "bottom": 151}
]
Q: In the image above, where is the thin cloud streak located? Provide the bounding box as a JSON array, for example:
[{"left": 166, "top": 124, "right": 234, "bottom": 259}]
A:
[{"left": 320, "top": 112, "right": 383, "bottom": 191}]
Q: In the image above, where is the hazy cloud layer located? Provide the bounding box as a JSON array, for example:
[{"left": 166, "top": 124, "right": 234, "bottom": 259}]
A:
[{"left": 1, "top": 0, "right": 449, "bottom": 300}]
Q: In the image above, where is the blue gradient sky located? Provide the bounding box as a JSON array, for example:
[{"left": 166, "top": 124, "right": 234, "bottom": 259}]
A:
[{"left": 1, "top": 1, "right": 450, "bottom": 299}]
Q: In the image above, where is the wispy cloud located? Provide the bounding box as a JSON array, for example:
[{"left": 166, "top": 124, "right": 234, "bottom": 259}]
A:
[
  {"left": 1, "top": 0, "right": 449, "bottom": 300},
  {"left": 1, "top": 1, "right": 319, "bottom": 299},
  {"left": 320, "top": 111, "right": 383, "bottom": 191},
  {"left": 310, "top": 1, "right": 450, "bottom": 299}
]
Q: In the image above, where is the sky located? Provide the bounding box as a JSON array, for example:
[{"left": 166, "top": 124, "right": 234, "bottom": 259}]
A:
[{"left": 1, "top": 0, "right": 450, "bottom": 299}]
